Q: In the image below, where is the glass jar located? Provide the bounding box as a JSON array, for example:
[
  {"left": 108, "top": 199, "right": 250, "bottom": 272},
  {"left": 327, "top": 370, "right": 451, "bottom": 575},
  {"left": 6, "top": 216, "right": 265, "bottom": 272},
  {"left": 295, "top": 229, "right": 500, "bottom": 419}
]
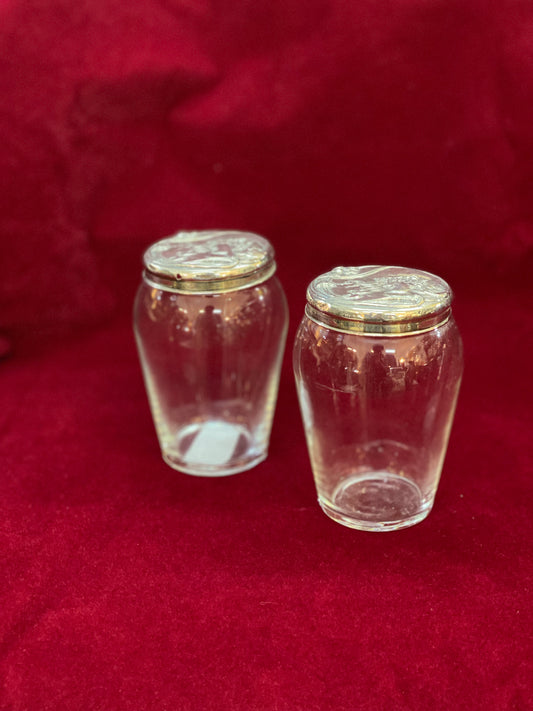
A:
[
  {"left": 293, "top": 265, "right": 463, "bottom": 531},
  {"left": 134, "top": 230, "right": 288, "bottom": 476}
]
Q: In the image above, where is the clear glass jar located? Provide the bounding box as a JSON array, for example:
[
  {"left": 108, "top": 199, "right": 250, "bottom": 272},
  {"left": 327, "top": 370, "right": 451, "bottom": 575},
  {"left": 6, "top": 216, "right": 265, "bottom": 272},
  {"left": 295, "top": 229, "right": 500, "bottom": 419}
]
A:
[
  {"left": 293, "top": 265, "right": 463, "bottom": 531},
  {"left": 134, "top": 230, "right": 288, "bottom": 476}
]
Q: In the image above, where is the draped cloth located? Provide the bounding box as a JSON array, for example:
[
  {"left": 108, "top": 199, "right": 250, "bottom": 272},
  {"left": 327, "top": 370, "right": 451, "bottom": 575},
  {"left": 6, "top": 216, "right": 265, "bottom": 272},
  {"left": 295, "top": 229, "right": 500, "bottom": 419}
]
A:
[{"left": 0, "top": 2, "right": 531, "bottom": 709}]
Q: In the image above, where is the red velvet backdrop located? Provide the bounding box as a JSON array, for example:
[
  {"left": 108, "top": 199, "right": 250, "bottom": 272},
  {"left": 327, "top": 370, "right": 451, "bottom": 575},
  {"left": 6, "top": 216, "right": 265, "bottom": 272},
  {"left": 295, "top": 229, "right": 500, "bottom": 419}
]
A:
[{"left": 1, "top": 1, "right": 532, "bottom": 709}]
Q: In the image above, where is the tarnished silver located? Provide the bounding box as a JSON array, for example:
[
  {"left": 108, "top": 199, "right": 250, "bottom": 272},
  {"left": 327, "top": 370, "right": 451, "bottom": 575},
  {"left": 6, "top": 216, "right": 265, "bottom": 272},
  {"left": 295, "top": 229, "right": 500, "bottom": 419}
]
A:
[
  {"left": 143, "top": 230, "right": 276, "bottom": 293},
  {"left": 306, "top": 265, "right": 453, "bottom": 335}
]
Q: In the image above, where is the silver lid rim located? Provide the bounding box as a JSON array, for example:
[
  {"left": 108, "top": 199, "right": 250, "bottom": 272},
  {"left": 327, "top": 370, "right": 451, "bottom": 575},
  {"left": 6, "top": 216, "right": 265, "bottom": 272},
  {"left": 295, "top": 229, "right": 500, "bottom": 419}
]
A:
[
  {"left": 304, "top": 303, "right": 452, "bottom": 336},
  {"left": 143, "top": 260, "right": 277, "bottom": 294}
]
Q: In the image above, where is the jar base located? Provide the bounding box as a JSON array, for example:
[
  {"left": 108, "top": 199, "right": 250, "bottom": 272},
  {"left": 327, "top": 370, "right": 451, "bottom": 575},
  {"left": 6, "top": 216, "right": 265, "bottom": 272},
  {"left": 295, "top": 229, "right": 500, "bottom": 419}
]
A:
[
  {"left": 161, "top": 420, "right": 266, "bottom": 477},
  {"left": 319, "top": 472, "right": 431, "bottom": 531}
]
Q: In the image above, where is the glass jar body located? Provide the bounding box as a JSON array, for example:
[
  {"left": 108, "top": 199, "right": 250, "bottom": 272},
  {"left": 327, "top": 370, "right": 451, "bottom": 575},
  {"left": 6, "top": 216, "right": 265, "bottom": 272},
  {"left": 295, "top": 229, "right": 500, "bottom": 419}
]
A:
[
  {"left": 293, "top": 314, "right": 463, "bottom": 530},
  {"left": 134, "top": 276, "right": 288, "bottom": 476}
]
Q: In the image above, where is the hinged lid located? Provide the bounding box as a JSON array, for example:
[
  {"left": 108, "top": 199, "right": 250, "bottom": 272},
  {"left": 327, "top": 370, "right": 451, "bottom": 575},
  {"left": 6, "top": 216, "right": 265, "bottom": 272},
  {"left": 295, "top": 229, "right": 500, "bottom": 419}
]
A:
[
  {"left": 306, "top": 265, "right": 453, "bottom": 335},
  {"left": 143, "top": 230, "right": 276, "bottom": 293}
]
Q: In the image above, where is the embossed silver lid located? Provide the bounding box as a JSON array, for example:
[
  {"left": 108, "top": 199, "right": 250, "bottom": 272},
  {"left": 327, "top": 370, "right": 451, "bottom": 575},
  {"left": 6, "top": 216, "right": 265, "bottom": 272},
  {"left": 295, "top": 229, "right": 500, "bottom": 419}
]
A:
[
  {"left": 142, "top": 230, "right": 276, "bottom": 293},
  {"left": 306, "top": 265, "right": 453, "bottom": 335}
]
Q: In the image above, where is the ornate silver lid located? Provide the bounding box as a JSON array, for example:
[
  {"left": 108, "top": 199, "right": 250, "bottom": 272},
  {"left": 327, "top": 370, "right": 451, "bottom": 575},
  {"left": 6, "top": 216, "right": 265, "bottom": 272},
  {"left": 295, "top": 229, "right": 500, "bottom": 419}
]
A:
[
  {"left": 142, "top": 230, "right": 276, "bottom": 293},
  {"left": 306, "top": 265, "right": 453, "bottom": 335}
]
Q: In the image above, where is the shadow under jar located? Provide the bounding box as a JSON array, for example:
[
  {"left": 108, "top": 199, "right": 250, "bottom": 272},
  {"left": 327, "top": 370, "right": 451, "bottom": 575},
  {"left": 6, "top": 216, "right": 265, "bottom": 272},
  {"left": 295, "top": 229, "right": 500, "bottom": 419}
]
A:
[
  {"left": 293, "top": 266, "right": 463, "bottom": 531},
  {"left": 134, "top": 230, "right": 288, "bottom": 476}
]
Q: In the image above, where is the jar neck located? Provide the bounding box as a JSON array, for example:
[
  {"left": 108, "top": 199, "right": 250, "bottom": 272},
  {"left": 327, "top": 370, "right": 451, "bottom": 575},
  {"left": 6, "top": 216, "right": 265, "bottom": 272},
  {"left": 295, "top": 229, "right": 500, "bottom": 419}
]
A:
[
  {"left": 305, "top": 303, "right": 452, "bottom": 336},
  {"left": 144, "top": 261, "right": 277, "bottom": 294}
]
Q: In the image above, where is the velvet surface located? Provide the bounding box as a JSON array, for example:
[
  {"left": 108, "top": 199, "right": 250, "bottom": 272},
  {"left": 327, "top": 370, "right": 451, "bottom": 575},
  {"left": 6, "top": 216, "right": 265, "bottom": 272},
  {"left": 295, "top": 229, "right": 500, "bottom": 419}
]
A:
[{"left": 1, "top": 1, "right": 532, "bottom": 709}]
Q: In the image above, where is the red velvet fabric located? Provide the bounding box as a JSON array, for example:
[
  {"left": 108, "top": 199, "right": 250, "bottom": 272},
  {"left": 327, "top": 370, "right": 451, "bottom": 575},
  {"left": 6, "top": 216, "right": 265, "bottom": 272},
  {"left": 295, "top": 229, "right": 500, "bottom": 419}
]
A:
[{"left": 1, "top": 1, "right": 532, "bottom": 709}]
